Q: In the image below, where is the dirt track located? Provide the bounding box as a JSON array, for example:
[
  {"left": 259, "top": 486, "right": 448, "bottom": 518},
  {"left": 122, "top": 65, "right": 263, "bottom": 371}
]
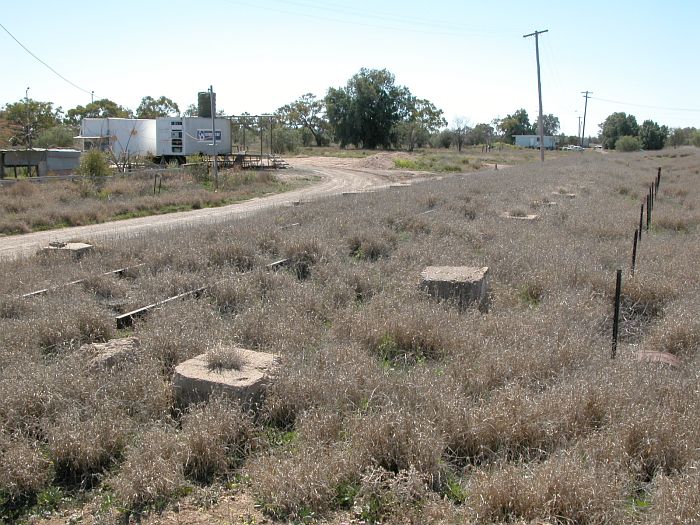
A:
[{"left": 0, "top": 154, "right": 445, "bottom": 260}]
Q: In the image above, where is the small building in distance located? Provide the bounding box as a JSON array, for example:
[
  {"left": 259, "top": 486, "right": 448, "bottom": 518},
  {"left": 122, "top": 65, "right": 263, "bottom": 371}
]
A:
[
  {"left": 0, "top": 148, "right": 81, "bottom": 178},
  {"left": 514, "top": 134, "right": 557, "bottom": 150}
]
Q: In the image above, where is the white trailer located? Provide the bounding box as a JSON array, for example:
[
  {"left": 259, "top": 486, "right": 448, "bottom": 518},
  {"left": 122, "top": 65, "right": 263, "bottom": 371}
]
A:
[
  {"left": 155, "top": 117, "right": 232, "bottom": 164},
  {"left": 76, "top": 118, "right": 157, "bottom": 159},
  {"left": 514, "top": 134, "right": 557, "bottom": 150}
]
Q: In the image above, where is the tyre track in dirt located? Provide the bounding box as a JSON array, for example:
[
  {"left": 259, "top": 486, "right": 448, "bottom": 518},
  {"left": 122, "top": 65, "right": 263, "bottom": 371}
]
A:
[{"left": 0, "top": 159, "right": 406, "bottom": 260}]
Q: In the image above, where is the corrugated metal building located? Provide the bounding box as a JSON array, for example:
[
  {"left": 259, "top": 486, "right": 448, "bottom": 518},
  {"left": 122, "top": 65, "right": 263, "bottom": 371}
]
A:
[{"left": 0, "top": 148, "right": 81, "bottom": 178}]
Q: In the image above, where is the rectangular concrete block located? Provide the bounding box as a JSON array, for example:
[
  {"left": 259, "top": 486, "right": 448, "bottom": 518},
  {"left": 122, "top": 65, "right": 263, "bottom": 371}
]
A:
[
  {"left": 173, "top": 348, "right": 277, "bottom": 408},
  {"left": 79, "top": 336, "right": 139, "bottom": 371},
  {"left": 420, "top": 266, "right": 489, "bottom": 310},
  {"left": 42, "top": 242, "right": 93, "bottom": 257}
]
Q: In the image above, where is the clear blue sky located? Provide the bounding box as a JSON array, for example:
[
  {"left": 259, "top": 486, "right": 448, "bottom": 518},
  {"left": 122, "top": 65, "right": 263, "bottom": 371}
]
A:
[{"left": 1, "top": 0, "right": 699, "bottom": 137}]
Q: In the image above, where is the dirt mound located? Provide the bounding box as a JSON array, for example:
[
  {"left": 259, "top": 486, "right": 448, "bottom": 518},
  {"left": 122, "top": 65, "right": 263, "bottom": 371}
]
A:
[{"left": 357, "top": 152, "right": 406, "bottom": 170}]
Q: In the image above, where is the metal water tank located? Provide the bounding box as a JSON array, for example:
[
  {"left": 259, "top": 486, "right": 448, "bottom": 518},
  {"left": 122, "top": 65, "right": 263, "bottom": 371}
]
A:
[{"left": 197, "top": 91, "right": 215, "bottom": 118}]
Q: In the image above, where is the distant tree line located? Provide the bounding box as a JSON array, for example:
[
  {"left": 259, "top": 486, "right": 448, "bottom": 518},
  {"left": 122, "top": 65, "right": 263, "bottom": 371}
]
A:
[
  {"left": 599, "top": 112, "right": 676, "bottom": 151},
  {"left": 1, "top": 68, "right": 696, "bottom": 153}
]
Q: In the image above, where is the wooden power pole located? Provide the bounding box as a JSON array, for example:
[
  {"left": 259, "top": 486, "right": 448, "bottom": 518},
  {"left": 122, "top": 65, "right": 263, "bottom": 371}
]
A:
[
  {"left": 581, "top": 90, "right": 592, "bottom": 147},
  {"left": 523, "top": 29, "right": 548, "bottom": 162}
]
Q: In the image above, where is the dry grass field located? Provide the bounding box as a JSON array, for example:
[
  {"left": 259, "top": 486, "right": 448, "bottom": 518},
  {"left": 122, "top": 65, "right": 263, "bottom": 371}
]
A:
[
  {"left": 1, "top": 147, "right": 699, "bottom": 524},
  {"left": 0, "top": 168, "right": 310, "bottom": 235}
]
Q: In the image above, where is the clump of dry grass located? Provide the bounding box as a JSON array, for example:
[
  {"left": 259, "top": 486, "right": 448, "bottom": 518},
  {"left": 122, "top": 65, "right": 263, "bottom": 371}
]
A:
[
  {"left": 262, "top": 345, "right": 385, "bottom": 429},
  {"left": 0, "top": 431, "right": 53, "bottom": 501},
  {"left": 622, "top": 412, "right": 692, "bottom": 482},
  {"left": 467, "top": 452, "right": 626, "bottom": 523},
  {"left": 206, "top": 345, "right": 245, "bottom": 372},
  {"left": 81, "top": 274, "right": 128, "bottom": 300},
  {"left": 646, "top": 465, "right": 700, "bottom": 524},
  {"left": 283, "top": 239, "right": 321, "bottom": 280},
  {"left": 349, "top": 407, "right": 444, "bottom": 480},
  {"left": 208, "top": 242, "right": 257, "bottom": 270},
  {"left": 138, "top": 299, "right": 217, "bottom": 373},
  {"left": 347, "top": 233, "right": 391, "bottom": 261},
  {"left": 180, "top": 397, "right": 256, "bottom": 482},
  {"left": 646, "top": 309, "right": 700, "bottom": 358},
  {"left": 337, "top": 298, "right": 459, "bottom": 365},
  {"left": 0, "top": 296, "right": 30, "bottom": 319},
  {"left": 110, "top": 426, "right": 187, "bottom": 511},
  {"left": 354, "top": 466, "right": 430, "bottom": 523},
  {"left": 249, "top": 444, "right": 361, "bottom": 521},
  {"left": 46, "top": 406, "right": 132, "bottom": 485}
]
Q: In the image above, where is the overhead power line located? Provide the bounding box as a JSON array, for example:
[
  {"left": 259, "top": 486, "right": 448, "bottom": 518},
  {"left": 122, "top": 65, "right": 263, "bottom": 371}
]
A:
[
  {"left": 224, "top": 0, "right": 512, "bottom": 38},
  {"left": 590, "top": 96, "right": 700, "bottom": 113},
  {"left": 0, "top": 21, "right": 93, "bottom": 96}
]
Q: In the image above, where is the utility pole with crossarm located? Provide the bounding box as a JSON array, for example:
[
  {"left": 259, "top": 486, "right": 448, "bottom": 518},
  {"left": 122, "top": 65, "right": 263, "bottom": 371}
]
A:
[
  {"left": 581, "top": 90, "right": 592, "bottom": 147},
  {"left": 523, "top": 29, "right": 548, "bottom": 162}
]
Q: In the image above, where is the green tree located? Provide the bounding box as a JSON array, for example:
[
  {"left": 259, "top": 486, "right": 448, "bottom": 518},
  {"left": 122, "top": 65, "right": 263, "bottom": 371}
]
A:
[
  {"left": 668, "top": 127, "right": 693, "bottom": 147},
  {"left": 599, "top": 112, "right": 638, "bottom": 150},
  {"left": 638, "top": 120, "right": 667, "bottom": 150},
  {"left": 182, "top": 104, "right": 198, "bottom": 117},
  {"left": 397, "top": 98, "right": 447, "bottom": 151},
  {"left": 498, "top": 109, "right": 534, "bottom": 144},
  {"left": 277, "top": 93, "right": 330, "bottom": 147},
  {"left": 450, "top": 117, "right": 470, "bottom": 152},
  {"left": 692, "top": 130, "right": 700, "bottom": 148},
  {"left": 65, "top": 99, "right": 133, "bottom": 126},
  {"left": 533, "top": 113, "right": 560, "bottom": 136},
  {"left": 0, "top": 99, "right": 63, "bottom": 147},
  {"left": 34, "top": 125, "right": 76, "bottom": 148},
  {"left": 135, "top": 96, "right": 180, "bottom": 118},
  {"left": 432, "top": 129, "right": 453, "bottom": 149},
  {"left": 469, "top": 122, "right": 495, "bottom": 146},
  {"left": 615, "top": 135, "right": 641, "bottom": 152},
  {"left": 326, "top": 68, "right": 410, "bottom": 149}
]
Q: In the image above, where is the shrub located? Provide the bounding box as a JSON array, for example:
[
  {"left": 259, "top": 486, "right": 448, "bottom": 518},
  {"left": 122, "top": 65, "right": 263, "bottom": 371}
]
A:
[
  {"left": 78, "top": 149, "right": 111, "bottom": 177},
  {"left": 615, "top": 135, "right": 641, "bottom": 152}
]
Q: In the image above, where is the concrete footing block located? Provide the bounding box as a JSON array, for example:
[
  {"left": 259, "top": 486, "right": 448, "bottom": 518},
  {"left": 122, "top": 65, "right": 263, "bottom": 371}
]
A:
[
  {"left": 42, "top": 242, "right": 93, "bottom": 257},
  {"left": 636, "top": 350, "right": 680, "bottom": 367},
  {"left": 173, "top": 348, "right": 277, "bottom": 407},
  {"left": 420, "top": 266, "right": 489, "bottom": 310},
  {"left": 502, "top": 212, "right": 539, "bottom": 220},
  {"left": 79, "top": 337, "right": 139, "bottom": 371}
]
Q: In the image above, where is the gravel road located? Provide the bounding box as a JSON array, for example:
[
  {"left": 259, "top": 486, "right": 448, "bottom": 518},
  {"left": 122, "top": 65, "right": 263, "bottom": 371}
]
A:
[{"left": 0, "top": 156, "right": 417, "bottom": 260}]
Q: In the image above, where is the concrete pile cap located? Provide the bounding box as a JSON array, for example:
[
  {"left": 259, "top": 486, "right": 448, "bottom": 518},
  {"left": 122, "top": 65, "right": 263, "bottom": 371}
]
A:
[
  {"left": 421, "top": 266, "right": 489, "bottom": 283},
  {"left": 43, "top": 242, "right": 93, "bottom": 252},
  {"left": 79, "top": 336, "right": 140, "bottom": 370},
  {"left": 501, "top": 212, "right": 539, "bottom": 220},
  {"left": 173, "top": 348, "right": 277, "bottom": 406},
  {"left": 636, "top": 350, "right": 680, "bottom": 367}
]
